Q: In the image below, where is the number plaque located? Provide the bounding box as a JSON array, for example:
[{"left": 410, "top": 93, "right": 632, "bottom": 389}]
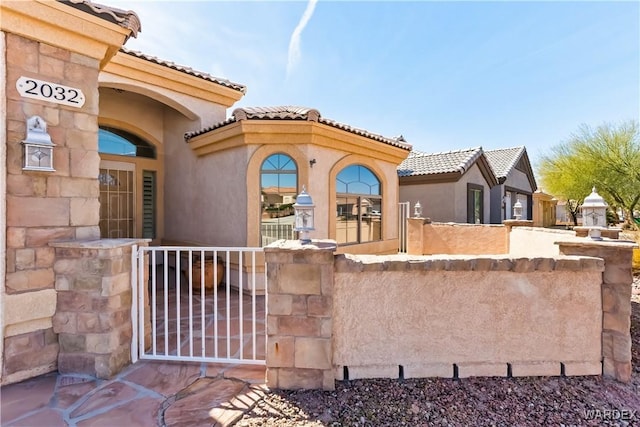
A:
[{"left": 16, "top": 76, "right": 85, "bottom": 108}]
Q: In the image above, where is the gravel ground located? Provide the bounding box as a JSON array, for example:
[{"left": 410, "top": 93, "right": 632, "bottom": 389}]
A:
[{"left": 237, "top": 275, "right": 640, "bottom": 426}]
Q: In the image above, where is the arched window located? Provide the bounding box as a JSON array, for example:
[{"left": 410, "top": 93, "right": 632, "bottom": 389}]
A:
[
  {"left": 98, "top": 127, "right": 156, "bottom": 158},
  {"left": 336, "top": 165, "right": 382, "bottom": 244},
  {"left": 260, "top": 154, "right": 297, "bottom": 246}
]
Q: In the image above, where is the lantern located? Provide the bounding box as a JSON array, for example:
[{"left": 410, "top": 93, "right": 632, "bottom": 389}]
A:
[
  {"left": 22, "top": 116, "right": 55, "bottom": 171},
  {"left": 293, "top": 186, "right": 315, "bottom": 244},
  {"left": 580, "top": 187, "right": 607, "bottom": 240}
]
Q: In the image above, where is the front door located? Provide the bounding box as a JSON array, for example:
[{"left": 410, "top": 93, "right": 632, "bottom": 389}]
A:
[{"left": 99, "top": 160, "right": 135, "bottom": 238}]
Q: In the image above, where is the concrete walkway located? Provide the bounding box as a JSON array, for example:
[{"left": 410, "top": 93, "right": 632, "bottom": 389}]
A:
[{"left": 1, "top": 360, "right": 267, "bottom": 426}]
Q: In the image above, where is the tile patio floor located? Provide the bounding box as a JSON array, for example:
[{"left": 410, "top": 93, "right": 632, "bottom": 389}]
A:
[{"left": 2, "top": 283, "right": 268, "bottom": 427}]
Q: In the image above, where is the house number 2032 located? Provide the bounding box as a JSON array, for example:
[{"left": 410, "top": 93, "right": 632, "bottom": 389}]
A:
[{"left": 16, "top": 76, "right": 86, "bottom": 108}]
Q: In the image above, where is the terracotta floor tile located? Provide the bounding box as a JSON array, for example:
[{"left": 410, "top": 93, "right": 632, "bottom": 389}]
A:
[
  {"left": 121, "top": 360, "right": 201, "bottom": 397},
  {"left": 0, "top": 372, "right": 57, "bottom": 423},
  {"left": 223, "top": 365, "right": 266, "bottom": 384},
  {"left": 69, "top": 381, "right": 139, "bottom": 418},
  {"left": 164, "top": 378, "right": 246, "bottom": 427},
  {"left": 3, "top": 407, "right": 67, "bottom": 427},
  {"left": 53, "top": 376, "right": 100, "bottom": 409},
  {"left": 75, "top": 396, "right": 162, "bottom": 427}
]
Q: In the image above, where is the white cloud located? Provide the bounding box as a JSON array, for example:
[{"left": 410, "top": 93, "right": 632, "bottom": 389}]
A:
[{"left": 286, "top": 0, "right": 318, "bottom": 78}]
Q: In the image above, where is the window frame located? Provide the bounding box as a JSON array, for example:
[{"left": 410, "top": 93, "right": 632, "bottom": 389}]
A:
[
  {"left": 467, "top": 183, "right": 484, "bottom": 224},
  {"left": 335, "top": 164, "right": 383, "bottom": 245}
]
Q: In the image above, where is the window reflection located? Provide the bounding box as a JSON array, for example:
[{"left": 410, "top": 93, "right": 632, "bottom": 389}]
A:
[
  {"left": 260, "top": 154, "right": 297, "bottom": 246},
  {"left": 336, "top": 165, "right": 382, "bottom": 245}
]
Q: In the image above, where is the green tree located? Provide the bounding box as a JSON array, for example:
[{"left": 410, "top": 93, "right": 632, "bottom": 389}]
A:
[{"left": 539, "top": 120, "right": 640, "bottom": 229}]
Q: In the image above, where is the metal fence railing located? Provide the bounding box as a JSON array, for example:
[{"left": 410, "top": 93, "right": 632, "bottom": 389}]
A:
[{"left": 132, "top": 245, "right": 266, "bottom": 365}]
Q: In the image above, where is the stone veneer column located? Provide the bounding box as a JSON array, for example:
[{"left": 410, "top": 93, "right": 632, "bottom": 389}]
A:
[
  {"left": 557, "top": 240, "right": 638, "bottom": 383},
  {"left": 264, "top": 240, "right": 337, "bottom": 390},
  {"left": 51, "top": 239, "right": 148, "bottom": 378}
]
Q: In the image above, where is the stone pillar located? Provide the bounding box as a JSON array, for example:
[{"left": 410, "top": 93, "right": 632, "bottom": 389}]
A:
[
  {"left": 264, "top": 240, "right": 336, "bottom": 390},
  {"left": 51, "top": 239, "right": 148, "bottom": 378},
  {"left": 557, "top": 240, "right": 638, "bottom": 382},
  {"left": 407, "top": 217, "right": 430, "bottom": 255}
]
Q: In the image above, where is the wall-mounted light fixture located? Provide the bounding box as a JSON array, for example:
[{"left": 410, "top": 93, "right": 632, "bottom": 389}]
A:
[
  {"left": 293, "top": 186, "right": 315, "bottom": 244},
  {"left": 309, "top": 158, "right": 316, "bottom": 168},
  {"left": 22, "top": 116, "right": 55, "bottom": 171},
  {"left": 580, "top": 187, "right": 607, "bottom": 240}
]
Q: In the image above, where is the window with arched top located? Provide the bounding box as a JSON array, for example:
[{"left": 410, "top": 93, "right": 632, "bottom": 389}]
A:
[
  {"left": 336, "top": 165, "right": 382, "bottom": 244},
  {"left": 98, "top": 126, "right": 157, "bottom": 239},
  {"left": 260, "top": 153, "right": 297, "bottom": 246}
]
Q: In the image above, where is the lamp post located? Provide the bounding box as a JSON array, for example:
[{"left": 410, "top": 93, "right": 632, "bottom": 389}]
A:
[
  {"left": 413, "top": 201, "right": 422, "bottom": 218},
  {"left": 580, "top": 187, "right": 607, "bottom": 240},
  {"left": 513, "top": 200, "right": 523, "bottom": 220},
  {"left": 293, "top": 186, "right": 315, "bottom": 244}
]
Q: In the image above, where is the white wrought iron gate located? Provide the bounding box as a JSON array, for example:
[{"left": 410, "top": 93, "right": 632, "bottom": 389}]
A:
[
  {"left": 131, "top": 245, "right": 266, "bottom": 365},
  {"left": 398, "top": 201, "right": 410, "bottom": 253}
]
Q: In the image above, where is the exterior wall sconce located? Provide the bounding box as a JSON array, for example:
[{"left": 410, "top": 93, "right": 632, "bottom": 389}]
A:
[
  {"left": 293, "top": 186, "right": 315, "bottom": 244},
  {"left": 580, "top": 187, "right": 607, "bottom": 240},
  {"left": 513, "top": 200, "right": 523, "bottom": 220},
  {"left": 309, "top": 158, "right": 316, "bottom": 167},
  {"left": 413, "top": 201, "right": 422, "bottom": 218},
  {"left": 22, "top": 116, "right": 55, "bottom": 171}
]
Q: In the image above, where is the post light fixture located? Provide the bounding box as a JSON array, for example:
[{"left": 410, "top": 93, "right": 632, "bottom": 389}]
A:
[
  {"left": 22, "top": 116, "right": 55, "bottom": 171},
  {"left": 513, "top": 200, "right": 523, "bottom": 220},
  {"left": 413, "top": 201, "right": 422, "bottom": 218},
  {"left": 580, "top": 187, "right": 607, "bottom": 240},
  {"left": 293, "top": 185, "right": 315, "bottom": 244}
]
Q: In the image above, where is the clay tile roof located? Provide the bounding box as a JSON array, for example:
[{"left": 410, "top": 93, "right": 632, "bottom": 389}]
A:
[
  {"left": 60, "top": 0, "right": 141, "bottom": 39},
  {"left": 185, "top": 106, "right": 412, "bottom": 150},
  {"left": 119, "top": 48, "right": 247, "bottom": 94},
  {"left": 397, "top": 147, "right": 484, "bottom": 177},
  {"left": 484, "top": 146, "right": 526, "bottom": 179}
]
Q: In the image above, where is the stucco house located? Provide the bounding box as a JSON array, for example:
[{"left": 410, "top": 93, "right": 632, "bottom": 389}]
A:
[
  {"left": 397, "top": 147, "right": 498, "bottom": 224},
  {"left": 1, "top": 0, "right": 413, "bottom": 384},
  {"left": 484, "top": 146, "right": 537, "bottom": 223}
]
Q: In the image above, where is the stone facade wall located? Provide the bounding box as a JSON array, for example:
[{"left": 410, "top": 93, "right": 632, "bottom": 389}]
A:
[
  {"left": 558, "top": 240, "right": 637, "bottom": 382},
  {"left": 51, "top": 239, "right": 146, "bottom": 378},
  {"left": 2, "top": 33, "right": 101, "bottom": 384},
  {"left": 264, "top": 240, "right": 336, "bottom": 390}
]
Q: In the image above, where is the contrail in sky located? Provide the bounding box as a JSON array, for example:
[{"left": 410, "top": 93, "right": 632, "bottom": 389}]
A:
[{"left": 287, "top": 0, "right": 318, "bottom": 78}]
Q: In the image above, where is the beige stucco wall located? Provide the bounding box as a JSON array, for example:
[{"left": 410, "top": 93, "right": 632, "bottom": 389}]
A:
[
  {"left": 399, "top": 163, "right": 491, "bottom": 224},
  {"left": 509, "top": 227, "right": 576, "bottom": 257},
  {"left": 0, "top": 31, "right": 7, "bottom": 382},
  {"left": 422, "top": 222, "right": 508, "bottom": 255},
  {"left": 333, "top": 256, "right": 603, "bottom": 379}
]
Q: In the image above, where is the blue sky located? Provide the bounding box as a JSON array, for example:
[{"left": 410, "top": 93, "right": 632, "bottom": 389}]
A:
[{"left": 113, "top": 1, "right": 639, "bottom": 169}]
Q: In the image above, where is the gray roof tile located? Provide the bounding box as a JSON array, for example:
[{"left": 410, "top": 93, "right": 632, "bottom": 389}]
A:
[
  {"left": 484, "top": 146, "right": 526, "bottom": 179},
  {"left": 397, "top": 147, "right": 484, "bottom": 177}
]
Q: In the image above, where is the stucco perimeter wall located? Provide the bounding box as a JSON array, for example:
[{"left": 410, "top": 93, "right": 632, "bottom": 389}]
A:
[
  {"left": 509, "top": 227, "right": 576, "bottom": 257},
  {"left": 333, "top": 254, "right": 604, "bottom": 380},
  {"left": 421, "top": 222, "right": 508, "bottom": 255}
]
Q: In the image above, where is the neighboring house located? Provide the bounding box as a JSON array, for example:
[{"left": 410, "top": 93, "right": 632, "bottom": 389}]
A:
[
  {"left": 484, "top": 146, "right": 537, "bottom": 223},
  {"left": 398, "top": 147, "right": 498, "bottom": 224},
  {"left": 532, "top": 189, "right": 558, "bottom": 228},
  {"left": 1, "top": 1, "right": 411, "bottom": 384}
]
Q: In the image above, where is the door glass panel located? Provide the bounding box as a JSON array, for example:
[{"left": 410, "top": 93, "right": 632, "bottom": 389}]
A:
[
  {"left": 260, "top": 154, "right": 297, "bottom": 246},
  {"left": 99, "top": 167, "right": 134, "bottom": 238}
]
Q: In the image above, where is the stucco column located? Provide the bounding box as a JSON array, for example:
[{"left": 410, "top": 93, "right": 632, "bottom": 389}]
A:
[
  {"left": 407, "top": 217, "right": 430, "bottom": 255},
  {"left": 557, "top": 239, "right": 638, "bottom": 383},
  {"left": 51, "top": 239, "right": 148, "bottom": 378},
  {"left": 264, "top": 239, "right": 337, "bottom": 390}
]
